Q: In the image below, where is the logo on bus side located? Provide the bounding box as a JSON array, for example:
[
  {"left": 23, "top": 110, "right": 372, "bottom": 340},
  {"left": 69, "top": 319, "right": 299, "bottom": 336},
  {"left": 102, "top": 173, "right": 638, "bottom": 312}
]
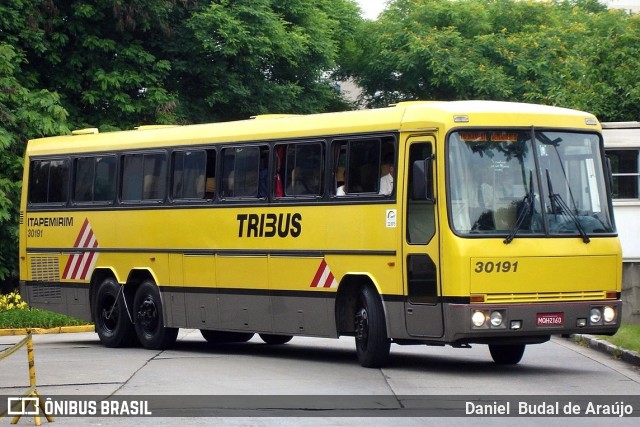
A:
[{"left": 237, "top": 213, "right": 302, "bottom": 238}]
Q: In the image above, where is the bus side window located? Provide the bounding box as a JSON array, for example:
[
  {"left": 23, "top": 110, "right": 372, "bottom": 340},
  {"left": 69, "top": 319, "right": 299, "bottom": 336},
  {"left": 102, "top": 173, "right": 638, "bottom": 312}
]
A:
[
  {"left": 221, "top": 146, "right": 266, "bottom": 198},
  {"left": 121, "top": 153, "right": 167, "bottom": 202},
  {"left": 73, "top": 156, "right": 116, "bottom": 203},
  {"left": 332, "top": 137, "right": 395, "bottom": 196},
  {"left": 279, "top": 142, "right": 323, "bottom": 198},
  {"left": 29, "top": 159, "right": 69, "bottom": 205},
  {"left": 171, "top": 149, "right": 216, "bottom": 201},
  {"left": 407, "top": 142, "right": 435, "bottom": 244}
]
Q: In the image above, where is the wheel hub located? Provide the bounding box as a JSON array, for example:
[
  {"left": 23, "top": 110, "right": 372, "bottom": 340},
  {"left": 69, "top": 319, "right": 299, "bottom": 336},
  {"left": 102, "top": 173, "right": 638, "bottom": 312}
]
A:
[
  {"left": 137, "top": 296, "right": 157, "bottom": 329},
  {"left": 355, "top": 307, "right": 369, "bottom": 343}
]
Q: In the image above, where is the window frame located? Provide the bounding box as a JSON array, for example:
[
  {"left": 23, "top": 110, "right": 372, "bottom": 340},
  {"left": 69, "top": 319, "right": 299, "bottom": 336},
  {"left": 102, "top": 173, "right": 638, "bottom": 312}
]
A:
[
  {"left": 607, "top": 148, "right": 640, "bottom": 200},
  {"left": 27, "top": 157, "right": 70, "bottom": 207},
  {"left": 120, "top": 151, "right": 168, "bottom": 204},
  {"left": 72, "top": 154, "right": 117, "bottom": 206},
  {"left": 170, "top": 148, "right": 217, "bottom": 203}
]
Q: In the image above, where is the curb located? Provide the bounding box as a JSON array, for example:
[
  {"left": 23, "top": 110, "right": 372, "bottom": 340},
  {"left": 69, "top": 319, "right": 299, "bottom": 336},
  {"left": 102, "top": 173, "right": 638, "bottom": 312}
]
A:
[
  {"left": 570, "top": 334, "right": 640, "bottom": 367},
  {"left": 0, "top": 325, "right": 94, "bottom": 337}
]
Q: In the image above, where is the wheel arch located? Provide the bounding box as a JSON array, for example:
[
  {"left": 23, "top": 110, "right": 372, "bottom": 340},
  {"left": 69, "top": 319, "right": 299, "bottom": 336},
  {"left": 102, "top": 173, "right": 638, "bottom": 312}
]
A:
[
  {"left": 335, "top": 273, "right": 389, "bottom": 337},
  {"left": 89, "top": 268, "right": 158, "bottom": 323}
]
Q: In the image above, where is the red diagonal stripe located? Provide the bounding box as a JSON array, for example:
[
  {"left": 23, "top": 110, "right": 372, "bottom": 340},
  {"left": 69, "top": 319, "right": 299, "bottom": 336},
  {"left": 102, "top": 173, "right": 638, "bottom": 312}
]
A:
[
  {"left": 79, "top": 238, "right": 99, "bottom": 280},
  {"left": 73, "top": 218, "right": 90, "bottom": 248},
  {"left": 311, "top": 259, "right": 328, "bottom": 287},
  {"left": 323, "top": 271, "right": 335, "bottom": 288}
]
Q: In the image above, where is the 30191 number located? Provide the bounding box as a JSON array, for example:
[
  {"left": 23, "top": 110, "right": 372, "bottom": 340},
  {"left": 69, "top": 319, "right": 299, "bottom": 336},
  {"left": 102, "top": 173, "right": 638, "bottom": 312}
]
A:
[
  {"left": 474, "top": 261, "right": 519, "bottom": 273},
  {"left": 27, "top": 229, "right": 43, "bottom": 238}
]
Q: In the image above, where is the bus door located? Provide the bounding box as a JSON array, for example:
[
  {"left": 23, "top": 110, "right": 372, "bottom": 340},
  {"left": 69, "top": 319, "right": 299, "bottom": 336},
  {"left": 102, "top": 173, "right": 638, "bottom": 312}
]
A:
[{"left": 403, "top": 137, "right": 443, "bottom": 337}]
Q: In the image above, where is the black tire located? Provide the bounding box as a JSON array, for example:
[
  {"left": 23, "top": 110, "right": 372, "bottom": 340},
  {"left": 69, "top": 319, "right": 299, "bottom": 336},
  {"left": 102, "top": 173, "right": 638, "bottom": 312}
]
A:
[
  {"left": 489, "top": 344, "right": 526, "bottom": 365},
  {"left": 259, "top": 334, "right": 293, "bottom": 345},
  {"left": 354, "top": 286, "right": 391, "bottom": 368},
  {"left": 133, "top": 280, "right": 178, "bottom": 349},
  {"left": 200, "top": 330, "right": 254, "bottom": 343},
  {"left": 93, "top": 277, "right": 137, "bottom": 347}
]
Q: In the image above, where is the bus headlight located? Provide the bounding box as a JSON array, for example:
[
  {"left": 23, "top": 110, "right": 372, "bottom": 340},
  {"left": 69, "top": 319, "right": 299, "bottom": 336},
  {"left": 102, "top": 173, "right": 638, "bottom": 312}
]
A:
[
  {"left": 472, "top": 311, "right": 486, "bottom": 328},
  {"left": 490, "top": 311, "right": 504, "bottom": 328},
  {"left": 589, "top": 308, "right": 602, "bottom": 325},
  {"left": 603, "top": 306, "right": 616, "bottom": 324}
]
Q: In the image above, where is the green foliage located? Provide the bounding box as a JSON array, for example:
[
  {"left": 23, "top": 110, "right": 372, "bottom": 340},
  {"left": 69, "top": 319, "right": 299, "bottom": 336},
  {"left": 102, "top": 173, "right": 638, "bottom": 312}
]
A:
[
  {"left": 167, "top": 0, "right": 360, "bottom": 122},
  {"left": 0, "top": 42, "right": 70, "bottom": 281},
  {"left": 0, "top": 307, "right": 91, "bottom": 329},
  {"left": 345, "top": 0, "right": 640, "bottom": 121},
  {"left": 601, "top": 324, "right": 640, "bottom": 354}
]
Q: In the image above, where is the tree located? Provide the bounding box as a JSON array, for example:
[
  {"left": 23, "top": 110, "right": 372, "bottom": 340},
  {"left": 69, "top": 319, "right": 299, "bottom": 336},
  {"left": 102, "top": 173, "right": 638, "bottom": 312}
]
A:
[
  {"left": 0, "top": 43, "right": 69, "bottom": 283},
  {"left": 345, "top": 0, "right": 640, "bottom": 121},
  {"left": 165, "top": 0, "right": 361, "bottom": 123},
  {"left": 16, "top": 1, "right": 180, "bottom": 130}
]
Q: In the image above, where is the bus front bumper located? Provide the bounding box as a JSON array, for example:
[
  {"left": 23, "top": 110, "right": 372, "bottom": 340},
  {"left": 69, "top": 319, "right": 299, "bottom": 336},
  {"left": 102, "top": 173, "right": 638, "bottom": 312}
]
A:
[{"left": 445, "top": 300, "right": 621, "bottom": 345}]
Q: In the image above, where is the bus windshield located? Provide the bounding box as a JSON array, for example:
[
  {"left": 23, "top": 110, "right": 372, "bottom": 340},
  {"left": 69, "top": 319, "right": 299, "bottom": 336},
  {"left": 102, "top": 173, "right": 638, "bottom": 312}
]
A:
[{"left": 448, "top": 129, "right": 614, "bottom": 239}]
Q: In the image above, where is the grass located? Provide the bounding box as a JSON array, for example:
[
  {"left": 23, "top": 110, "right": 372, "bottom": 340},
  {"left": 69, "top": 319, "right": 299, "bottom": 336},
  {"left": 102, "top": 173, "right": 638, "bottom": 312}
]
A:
[
  {"left": 0, "top": 307, "right": 91, "bottom": 329},
  {"left": 600, "top": 323, "right": 640, "bottom": 354}
]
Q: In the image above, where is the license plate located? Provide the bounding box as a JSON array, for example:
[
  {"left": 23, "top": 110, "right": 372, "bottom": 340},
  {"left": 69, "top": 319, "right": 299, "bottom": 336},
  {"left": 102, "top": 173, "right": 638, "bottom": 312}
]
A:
[{"left": 536, "top": 312, "right": 564, "bottom": 327}]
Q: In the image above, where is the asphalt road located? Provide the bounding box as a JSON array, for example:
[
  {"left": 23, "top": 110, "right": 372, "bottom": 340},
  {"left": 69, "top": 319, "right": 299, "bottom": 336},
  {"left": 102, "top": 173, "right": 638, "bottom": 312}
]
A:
[{"left": 1, "top": 330, "right": 639, "bottom": 426}]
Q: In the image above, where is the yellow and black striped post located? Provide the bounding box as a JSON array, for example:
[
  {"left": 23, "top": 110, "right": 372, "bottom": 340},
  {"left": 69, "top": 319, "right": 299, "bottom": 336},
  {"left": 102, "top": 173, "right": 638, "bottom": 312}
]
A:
[{"left": 1, "top": 331, "right": 55, "bottom": 425}]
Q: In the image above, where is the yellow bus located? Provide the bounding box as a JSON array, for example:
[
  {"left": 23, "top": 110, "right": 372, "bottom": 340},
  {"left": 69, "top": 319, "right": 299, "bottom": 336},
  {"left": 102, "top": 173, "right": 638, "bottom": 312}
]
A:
[{"left": 19, "top": 101, "right": 622, "bottom": 367}]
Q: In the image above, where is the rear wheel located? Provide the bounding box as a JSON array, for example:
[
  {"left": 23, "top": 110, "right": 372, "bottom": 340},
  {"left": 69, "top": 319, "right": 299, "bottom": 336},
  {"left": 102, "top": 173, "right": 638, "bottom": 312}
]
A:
[
  {"left": 93, "top": 277, "right": 136, "bottom": 347},
  {"left": 259, "top": 334, "right": 293, "bottom": 345},
  {"left": 354, "top": 286, "right": 390, "bottom": 368},
  {"left": 489, "top": 344, "right": 526, "bottom": 365},
  {"left": 200, "top": 330, "right": 254, "bottom": 343},
  {"left": 133, "top": 280, "right": 178, "bottom": 349}
]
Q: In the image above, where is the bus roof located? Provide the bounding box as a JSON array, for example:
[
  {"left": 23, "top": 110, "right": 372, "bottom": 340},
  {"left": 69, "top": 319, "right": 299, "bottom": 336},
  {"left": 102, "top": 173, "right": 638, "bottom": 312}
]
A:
[{"left": 26, "top": 100, "right": 600, "bottom": 156}]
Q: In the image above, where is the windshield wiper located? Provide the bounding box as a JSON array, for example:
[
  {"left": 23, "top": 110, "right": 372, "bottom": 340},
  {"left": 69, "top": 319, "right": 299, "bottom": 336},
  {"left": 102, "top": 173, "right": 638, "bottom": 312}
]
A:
[
  {"left": 504, "top": 171, "right": 535, "bottom": 244},
  {"left": 546, "top": 169, "right": 590, "bottom": 243}
]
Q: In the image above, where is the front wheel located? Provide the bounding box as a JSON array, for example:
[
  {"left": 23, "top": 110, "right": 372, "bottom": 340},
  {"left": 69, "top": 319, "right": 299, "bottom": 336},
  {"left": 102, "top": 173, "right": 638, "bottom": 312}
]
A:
[
  {"left": 489, "top": 344, "right": 526, "bottom": 365},
  {"left": 133, "top": 280, "right": 178, "bottom": 349},
  {"left": 354, "top": 286, "right": 390, "bottom": 368},
  {"left": 93, "top": 277, "right": 137, "bottom": 347}
]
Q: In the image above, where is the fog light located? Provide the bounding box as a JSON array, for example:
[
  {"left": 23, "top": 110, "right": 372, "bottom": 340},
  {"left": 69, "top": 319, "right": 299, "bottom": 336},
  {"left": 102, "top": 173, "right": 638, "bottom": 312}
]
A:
[
  {"left": 603, "top": 306, "right": 616, "bottom": 323},
  {"left": 490, "top": 311, "right": 504, "bottom": 328},
  {"left": 590, "top": 308, "right": 602, "bottom": 325},
  {"left": 510, "top": 320, "right": 522, "bottom": 330},
  {"left": 577, "top": 318, "right": 587, "bottom": 327},
  {"left": 472, "top": 311, "right": 486, "bottom": 328}
]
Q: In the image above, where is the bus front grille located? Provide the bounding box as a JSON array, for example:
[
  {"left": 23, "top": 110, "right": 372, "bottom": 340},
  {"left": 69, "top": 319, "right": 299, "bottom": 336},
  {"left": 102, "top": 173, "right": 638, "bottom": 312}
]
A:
[{"left": 484, "top": 291, "right": 608, "bottom": 304}]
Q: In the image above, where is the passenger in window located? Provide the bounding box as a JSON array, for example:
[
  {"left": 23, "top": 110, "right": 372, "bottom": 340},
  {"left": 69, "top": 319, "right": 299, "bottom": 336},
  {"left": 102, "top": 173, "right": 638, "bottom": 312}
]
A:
[
  {"left": 258, "top": 153, "right": 269, "bottom": 198},
  {"left": 205, "top": 177, "right": 216, "bottom": 198},
  {"left": 379, "top": 153, "right": 394, "bottom": 195},
  {"left": 223, "top": 170, "right": 234, "bottom": 197},
  {"left": 288, "top": 167, "right": 309, "bottom": 195}
]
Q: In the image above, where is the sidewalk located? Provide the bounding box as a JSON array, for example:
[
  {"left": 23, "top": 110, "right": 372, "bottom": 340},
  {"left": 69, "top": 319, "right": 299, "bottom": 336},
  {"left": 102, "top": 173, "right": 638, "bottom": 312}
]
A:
[{"left": 569, "top": 334, "right": 640, "bottom": 367}]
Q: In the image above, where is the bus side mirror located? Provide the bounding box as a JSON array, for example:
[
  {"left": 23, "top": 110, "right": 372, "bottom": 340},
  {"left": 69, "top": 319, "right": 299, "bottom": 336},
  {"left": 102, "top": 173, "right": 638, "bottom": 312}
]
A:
[
  {"left": 412, "top": 157, "right": 434, "bottom": 202},
  {"left": 605, "top": 156, "right": 614, "bottom": 197}
]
